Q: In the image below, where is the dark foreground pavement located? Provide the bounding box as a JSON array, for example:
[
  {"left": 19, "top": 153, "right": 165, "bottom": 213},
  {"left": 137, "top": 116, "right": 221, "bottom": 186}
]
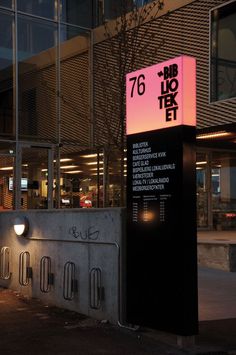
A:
[
  {"left": 0, "top": 287, "right": 185, "bottom": 355},
  {"left": 1, "top": 265, "right": 236, "bottom": 355}
]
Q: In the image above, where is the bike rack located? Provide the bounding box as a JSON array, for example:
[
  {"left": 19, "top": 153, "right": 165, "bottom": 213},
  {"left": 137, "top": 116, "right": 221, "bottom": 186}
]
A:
[
  {"left": 63, "top": 261, "right": 78, "bottom": 301},
  {"left": 40, "top": 256, "right": 54, "bottom": 293},
  {"left": 18, "top": 237, "right": 132, "bottom": 329},
  {"left": 89, "top": 267, "right": 104, "bottom": 310},
  {"left": 0, "top": 246, "right": 11, "bottom": 280},
  {"left": 19, "top": 251, "right": 32, "bottom": 286}
]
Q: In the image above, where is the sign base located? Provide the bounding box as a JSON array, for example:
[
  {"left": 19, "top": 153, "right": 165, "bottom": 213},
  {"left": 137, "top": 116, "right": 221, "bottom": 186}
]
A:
[{"left": 126, "top": 125, "right": 198, "bottom": 336}]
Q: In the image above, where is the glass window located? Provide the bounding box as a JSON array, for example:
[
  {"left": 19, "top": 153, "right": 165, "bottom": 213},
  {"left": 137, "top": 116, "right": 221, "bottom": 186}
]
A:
[
  {"left": 0, "top": 10, "right": 13, "bottom": 69},
  {"left": 212, "top": 150, "right": 236, "bottom": 230},
  {"left": 210, "top": 1, "right": 236, "bottom": 102},
  {"left": 103, "top": 0, "right": 152, "bottom": 22},
  {"left": 18, "top": 15, "right": 57, "bottom": 59},
  {"left": 61, "top": 0, "right": 93, "bottom": 28},
  {"left": 0, "top": 143, "right": 15, "bottom": 210},
  {"left": 60, "top": 23, "right": 90, "bottom": 43},
  {"left": 0, "top": 11, "right": 14, "bottom": 138},
  {"left": 133, "top": 0, "right": 153, "bottom": 7},
  {"left": 58, "top": 149, "right": 104, "bottom": 208},
  {"left": 17, "top": 15, "right": 57, "bottom": 141},
  {"left": 60, "top": 24, "right": 90, "bottom": 149},
  {"left": 17, "top": 0, "right": 55, "bottom": 20},
  {"left": 0, "top": 0, "right": 12, "bottom": 9},
  {"left": 196, "top": 152, "right": 209, "bottom": 228},
  {"left": 21, "top": 146, "right": 54, "bottom": 209}
]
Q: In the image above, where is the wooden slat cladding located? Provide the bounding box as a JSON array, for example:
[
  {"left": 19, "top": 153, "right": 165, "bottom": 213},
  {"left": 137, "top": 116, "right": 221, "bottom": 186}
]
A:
[
  {"left": 18, "top": 63, "right": 57, "bottom": 140},
  {"left": 17, "top": 50, "right": 90, "bottom": 146},
  {"left": 93, "top": 0, "right": 236, "bottom": 133},
  {"left": 60, "top": 51, "right": 90, "bottom": 146},
  {"left": 93, "top": 37, "right": 124, "bottom": 148}
]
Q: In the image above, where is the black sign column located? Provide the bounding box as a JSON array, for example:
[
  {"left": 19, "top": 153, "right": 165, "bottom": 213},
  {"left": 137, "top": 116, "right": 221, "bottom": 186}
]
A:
[{"left": 126, "top": 56, "right": 198, "bottom": 336}]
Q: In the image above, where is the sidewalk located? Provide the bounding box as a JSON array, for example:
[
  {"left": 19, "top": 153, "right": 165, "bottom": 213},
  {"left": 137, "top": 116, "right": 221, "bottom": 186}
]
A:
[
  {"left": 0, "top": 287, "right": 187, "bottom": 355},
  {"left": 1, "top": 266, "right": 236, "bottom": 355}
]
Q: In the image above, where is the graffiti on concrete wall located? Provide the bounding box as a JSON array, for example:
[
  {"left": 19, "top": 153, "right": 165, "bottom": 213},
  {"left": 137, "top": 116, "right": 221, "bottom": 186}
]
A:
[{"left": 68, "top": 225, "right": 100, "bottom": 240}]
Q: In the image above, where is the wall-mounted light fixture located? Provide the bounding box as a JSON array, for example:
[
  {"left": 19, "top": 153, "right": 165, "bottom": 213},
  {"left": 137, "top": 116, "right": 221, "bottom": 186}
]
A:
[{"left": 13, "top": 216, "right": 29, "bottom": 237}]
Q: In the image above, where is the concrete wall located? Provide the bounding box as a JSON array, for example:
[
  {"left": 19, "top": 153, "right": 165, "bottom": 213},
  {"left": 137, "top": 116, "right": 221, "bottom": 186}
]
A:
[
  {"left": 198, "top": 242, "right": 236, "bottom": 272},
  {"left": 0, "top": 208, "right": 125, "bottom": 324}
]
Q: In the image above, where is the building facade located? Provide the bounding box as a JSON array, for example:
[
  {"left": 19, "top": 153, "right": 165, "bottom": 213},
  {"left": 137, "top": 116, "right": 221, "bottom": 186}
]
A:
[{"left": 0, "top": 0, "right": 236, "bottom": 231}]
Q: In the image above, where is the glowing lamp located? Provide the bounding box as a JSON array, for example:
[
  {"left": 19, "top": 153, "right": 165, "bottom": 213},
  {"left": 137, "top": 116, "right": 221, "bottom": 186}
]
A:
[
  {"left": 126, "top": 55, "right": 196, "bottom": 135},
  {"left": 13, "top": 216, "right": 29, "bottom": 236}
]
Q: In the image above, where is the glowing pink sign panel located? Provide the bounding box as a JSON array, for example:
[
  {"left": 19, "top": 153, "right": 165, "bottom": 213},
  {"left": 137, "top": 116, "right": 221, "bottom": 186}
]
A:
[{"left": 126, "top": 56, "right": 196, "bottom": 135}]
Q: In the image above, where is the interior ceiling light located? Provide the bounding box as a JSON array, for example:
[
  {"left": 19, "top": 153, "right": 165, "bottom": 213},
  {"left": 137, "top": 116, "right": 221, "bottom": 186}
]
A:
[
  {"left": 86, "top": 161, "right": 103, "bottom": 165},
  {"left": 64, "top": 170, "right": 82, "bottom": 174},
  {"left": 90, "top": 167, "right": 104, "bottom": 171},
  {"left": 81, "top": 153, "right": 103, "bottom": 158},
  {"left": 196, "top": 161, "right": 207, "bottom": 165},
  {"left": 60, "top": 165, "right": 78, "bottom": 169},
  {"left": 0, "top": 166, "right": 13, "bottom": 170},
  {"left": 197, "top": 131, "right": 231, "bottom": 139},
  {"left": 53, "top": 158, "right": 73, "bottom": 162}
]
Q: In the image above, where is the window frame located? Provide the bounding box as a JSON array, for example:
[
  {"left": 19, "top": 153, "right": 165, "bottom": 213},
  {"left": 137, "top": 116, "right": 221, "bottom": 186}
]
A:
[{"left": 209, "top": 0, "right": 236, "bottom": 104}]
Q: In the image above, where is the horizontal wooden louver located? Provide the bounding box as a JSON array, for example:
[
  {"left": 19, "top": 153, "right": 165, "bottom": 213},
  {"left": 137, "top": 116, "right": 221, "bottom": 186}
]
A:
[{"left": 93, "top": 0, "right": 236, "bottom": 135}]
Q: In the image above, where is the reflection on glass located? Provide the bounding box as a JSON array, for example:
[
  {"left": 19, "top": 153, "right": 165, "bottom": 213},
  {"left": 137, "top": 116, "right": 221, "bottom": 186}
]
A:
[
  {"left": 210, "top": 1, "right": 236, "bottom": 101},
  {"left": 0, "top": 11, "right": 14, "bottom": 137},
  {"left": 0, "top": 0, "right": 12, "bottom": 9},
  {"left": 0, "top": 144, "right": 15, "bottom": 210},
  {"left": 17, "top": 15, "right": 57, "bottom": 140},
  {"left": 60, "top": 23, "right": 90, "bottom": 43},
  {"left": 212, "top": 151, "right": 236, "bottom": 230},
  {"left": 59, "top": 149, "right": 103, "bottom": 208},
  {"left": 61, "top": 0, "right": 93, "bottom": 27},
  {"left": 60, "top": 23, "right": 90, "bottom": 148},
  {"left": 196, "top": 153, "right": 208, "bottom": 228},
  {"left": 21, "top": 147, "right": 53, "bottom": 209},
  {"left": 18, "top": 15, "right": 57, "bottom": 59},
  {"left": 212, "top": 168, "right": 220, "bottom": 194},
  {"left": 18, "top": 0, "right": 55, "bottom": 20}
]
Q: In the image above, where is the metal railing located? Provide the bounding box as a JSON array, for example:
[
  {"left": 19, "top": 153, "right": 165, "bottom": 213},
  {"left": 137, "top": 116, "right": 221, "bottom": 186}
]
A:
[
  {"left": 0, "top": 246, "right": 11, "bottom": 280},
  {"left": 40, "top": 256, "right": 54, "bottom": 293}
]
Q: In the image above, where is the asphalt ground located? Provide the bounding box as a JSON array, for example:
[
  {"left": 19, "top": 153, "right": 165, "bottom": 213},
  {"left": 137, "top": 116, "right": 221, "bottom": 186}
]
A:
[
  {"left": 0, "top": 287, "right": 188, "bottom": 355},
  {"left": 1, "top": 266, "right": 236, "bottom": 355}
]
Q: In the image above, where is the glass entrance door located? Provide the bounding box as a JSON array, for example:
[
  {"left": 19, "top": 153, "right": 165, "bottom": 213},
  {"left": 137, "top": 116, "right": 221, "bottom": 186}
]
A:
[
  {"left": 197, "top": 149, "right": 236, "bottom": 230},
  {"left": 196, "top": 151, "right": 211, "bottom": 229}
]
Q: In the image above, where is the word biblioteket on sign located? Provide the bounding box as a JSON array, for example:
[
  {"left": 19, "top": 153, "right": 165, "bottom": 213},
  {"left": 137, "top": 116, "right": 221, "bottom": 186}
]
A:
[
  {"left": 126, "top": 55, "right": 196, "bottom": 135},
  {"left": 157, "top": 63, "right": 179, "bottom": 122}
]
